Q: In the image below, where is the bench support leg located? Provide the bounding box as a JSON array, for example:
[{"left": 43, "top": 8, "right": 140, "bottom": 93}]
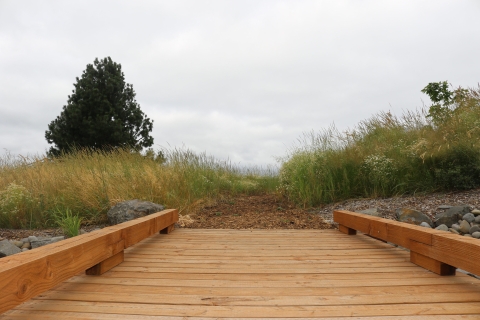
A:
[
  {"left": 160, "top": 223, "right": 175, "bottom": 234},
  {"left": 410, "top": 251, "right": 456, "bottom": 276},
  {"left": 86, "top": 251, "right": 124, "bottom": 276},
  {"left": 339, "top": 224, "right": 356, "bottom": 235}
]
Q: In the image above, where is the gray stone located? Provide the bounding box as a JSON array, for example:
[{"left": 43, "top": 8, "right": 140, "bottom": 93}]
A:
[
  {"left": 470, "top": 225, "right": 480, "bottom": 234},
  {"left": 0, "top": 239, "right": 21, "bottom": 257},
  {"left": 434, "top": 205, "right": 470, "bottom": 228},
  {"left": 451, "top": 224, "right": 461, "bottom": 231},
  {"left": 463, "top": 213, "right": 475, "bottom": 223},
  {"left": 476, "top": 215, "right": 480, "bottom": 223},
  {"left": 21, "top": 242, "right": 31, "bottom": 249},
  {"left": 357, "top": 208, "right": 382, "bottom": 217},
  {"left": 28, "top": 236, "right": 38, "bottom": 242},
  {"left": 438, "top": 205, "right": 452, "bottom": 210},
  {"left": 464, "top": 234, "right": 473, "bottom": 238},
  {"left": 396, "top": 208, "right": 433, "bottom": 227},
  {"left": 79, "top": 229, "right": 88, "bottom": 235},
  {"left": 435, "top": 224, "right": 448, "bottom": 231},
  {"left": 11, "top": 240, "right": 24, "bottom": 248},
  {"left": 472, "top": 209, "right": 480, "bottom": 215},
  {"left": 21, "top": 237, "right": 29, "bottom": 243},
  {"left": 420, "top": 222, "right": 432, "bottom": 228},
  {"left": 21, "top": 248, "right": 29, "bottom": 252},
  {"left": 107, "top": 199, "right": 165, "bottom": 225},
  {"left": 449, "top": 228, "right": 460, "bottom": 235},
  {"left": 472, "top": 232, "right": 480, "bottom": 239},
  {"left": 30, "top": 236, "right": 64, "bottom": 249},
  {"left": 459, "top": 220, "right": 471, "bottom": 234}
]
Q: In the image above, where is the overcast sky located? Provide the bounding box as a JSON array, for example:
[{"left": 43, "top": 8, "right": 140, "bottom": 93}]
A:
[{"left": 1, "top": 1, "right": 479, "bottom": 167}]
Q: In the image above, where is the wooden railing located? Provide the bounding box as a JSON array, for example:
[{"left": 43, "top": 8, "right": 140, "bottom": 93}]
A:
[
  {"left": 334, "top": 210, "right": 480, "bottom": 277},
  {"left": 0, "top": 208, "right": 178, "bottom": 314}
]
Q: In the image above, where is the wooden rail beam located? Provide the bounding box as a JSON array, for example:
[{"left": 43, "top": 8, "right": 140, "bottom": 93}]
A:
[
  {"left": 0, "top": 208, "right": 178, "bottom": 314},
  {"left": 334, "top": 210, "right": 480, "bottom": 276}
]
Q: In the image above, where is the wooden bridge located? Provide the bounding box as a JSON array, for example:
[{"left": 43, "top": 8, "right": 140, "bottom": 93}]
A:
[{"left": 1, "top": 209, "right": 480, "bottom": 319}]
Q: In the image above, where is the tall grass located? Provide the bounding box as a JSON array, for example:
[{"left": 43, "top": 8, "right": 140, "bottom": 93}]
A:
[
  {"left": 0, "top": 148, "right": 278, "bottom": 228},
  {"left": 279, "top": 85, "right": 480, "bottom": 207}
]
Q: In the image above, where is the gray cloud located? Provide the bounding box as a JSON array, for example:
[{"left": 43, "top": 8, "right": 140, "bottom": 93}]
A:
[{"left": 1, "top": 0, "right": 479, "bottom": 166}]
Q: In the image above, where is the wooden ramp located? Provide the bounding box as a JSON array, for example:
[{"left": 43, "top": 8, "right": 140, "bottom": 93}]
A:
[{"left": 2, "top": 228, "right": 480, "bottom": 319}]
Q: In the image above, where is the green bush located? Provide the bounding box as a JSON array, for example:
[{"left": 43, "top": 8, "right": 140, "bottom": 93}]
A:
[{"left": 434, "top": 145, "right": 480, "bottom": 190}]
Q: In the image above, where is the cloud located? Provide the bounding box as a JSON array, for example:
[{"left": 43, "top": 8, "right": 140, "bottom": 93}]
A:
[{"left": 1, "top": 0, "right": 479, "bottom": 166}]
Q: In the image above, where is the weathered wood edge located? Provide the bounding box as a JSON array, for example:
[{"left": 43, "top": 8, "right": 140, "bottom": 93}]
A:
[
  {"left": 333, "top": 210, "right": 480, "bottom": 276},
  {"left": 0, "top": 208, "right": 178, "bottom": 314}
]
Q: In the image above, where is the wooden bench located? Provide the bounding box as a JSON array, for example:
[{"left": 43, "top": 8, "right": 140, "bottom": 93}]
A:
[
  {"left": 334, "top": 210, "right": 480, "bottom": 276},
  {"left": 0, "top": 209, "right": 178, "bottom": 314}
]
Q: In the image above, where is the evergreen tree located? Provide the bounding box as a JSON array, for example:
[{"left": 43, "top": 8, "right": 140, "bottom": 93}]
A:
[{"left": 45, "top": 57, "right": 153, "bottom": 156}]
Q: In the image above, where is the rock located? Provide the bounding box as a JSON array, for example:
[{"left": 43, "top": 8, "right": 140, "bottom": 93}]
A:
[
  {"left": 463, "top": 213, "right": 475, "bottom": 223},
  {"left": 0, "top": 237, "right": 4, "bottom": 241},
  {"left": 459, "top": 220, "right": 471, "bottom": 234},
  {"left": 464, "top": 234, "right": 473, "bottom": 238},
  {"left": 420, "top": 222, "right": 432, "bottom": 228},
  {"left": 28, "top": 236, "right": 38, "bottom": 242},
  {"left": 396, "top": 208, "right": 433, "bottom": 227},
  {"left": 434, "top": 205, "right": 470, "bottom": 227},
  {"left": 0, "top": 239, "right": 21, "bottom": 257},
  {"left": 476, "top": 215, "right": 480, "bottom": 223},
  {"left": 472, "top": 232, "right": 480, "bottom": 239},
  {"left": 437, "top": 205, "right": 452, "bottom": 210},
  {"left": 21, "top": 242, "right": 31, "bottom": 249},
  {"left": 435, "top": 224, "right": 448, "bottom": 231},
  {"left": 451, "top": 224, "right": 461, "bottom": 232},
  {"left": 357, "top": 208, "right": 382, "bottom": 217},
  {"left": 470, "top": 225, "right": 480, "bottom": 234},
  {"left": 107, "top": 200, "right": 165, "bottom": 225},
  {"left": 79, "top": 229, "right": 88, "bottom": 235},
  {"left": 471, "top": 209, "right": 480, "bottom": 215},
  {"left": 21, "top": 237, "right": 29, "bottom": 243},
  {"left": 11, "top": 240, "right": 24, "bottom": 248},
  {"left": 21, "top": 248, "right": 29, "bottom": 252},
  {"left": 449, "top": 228, "right": 460, "bottom": 235},
  {"left": 30, "top": 236, "right": 65, "bottom": 249}
]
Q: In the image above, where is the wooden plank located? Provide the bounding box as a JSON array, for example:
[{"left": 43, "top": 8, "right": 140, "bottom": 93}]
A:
[
  {"left": 33, "top": 290, "right": 480, "bottom": 307},
  {"left": 333, "top": 210, "right": 435, "bottom": 247},
  {"left": 0, "top": 209, "right": 178, "bottom": 315},
  {"left": 85, "top": 251, "right": 124, "bottom": 276},
  {"left": 5, "top": 309, "right": 480, "bottom": 319},
  {"left": 65, "top": 274, "right": 477, "bottom": 288},
  {"left": 11, "top": 300, "right": 480, "bottom": 317}
]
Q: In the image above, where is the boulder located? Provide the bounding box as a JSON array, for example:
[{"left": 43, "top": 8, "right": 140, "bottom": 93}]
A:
[
  {"left": 357, "top": 208, "right": 382, "bottom": 217},
  {"left": 463, "top": 213, "right": 475, "bottom": 223},
  {"left": 458, "top": 220, "right": 471, "bottom": 234},
  {"left": 396, "top": 208, "right": 433, "bottom": 227},
  {"left": 30, "top": 236, "right": 65, "bottom": 249},
  {"left": 434, "top": 205, "right": 470, "bottom": 227},
  {"left": 107, "top": 200, "right": 165, "bottom": 225},
  {"left": 435, "top": 224, "right": 448, "bottom": 231},
  {"left": 470, "top": 225, "right": 480, "bottom": 234},
  {"left": 0, "top": 239, "right": 21, "bottom": 257},
  {"left": 472, "top": 231, "right": 480, "bottom": 239}
]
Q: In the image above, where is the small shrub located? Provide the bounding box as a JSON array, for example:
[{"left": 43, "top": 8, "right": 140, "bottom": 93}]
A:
[
  {"left": 53, "top": 208, "right": 83, "bottom": 238},
  {"left": 0, "top": 183, "right": 35, "bottom": 228},
  {"left": 434, "top": 145, "right": 480, "bottom": 190}
]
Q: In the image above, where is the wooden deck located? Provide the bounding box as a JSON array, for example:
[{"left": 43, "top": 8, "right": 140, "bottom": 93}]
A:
[{"left": 2, "top": 228, "right": 480, "bottom": 319}]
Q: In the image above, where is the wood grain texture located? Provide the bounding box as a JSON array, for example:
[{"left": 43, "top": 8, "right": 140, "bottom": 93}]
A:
[
  {"left": 334, "top": 210, "right": 480, "bottom": 276},
  {"left": 3, "top": 228, "right": 480, "bottom": 319},
  {"left": 0, "top": 209, "right": 178, "bottom": 314}
]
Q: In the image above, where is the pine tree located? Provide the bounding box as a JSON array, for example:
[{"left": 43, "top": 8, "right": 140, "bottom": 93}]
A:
[{"left": 45, "top": 57, "right": 153, "bottom": 156}]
